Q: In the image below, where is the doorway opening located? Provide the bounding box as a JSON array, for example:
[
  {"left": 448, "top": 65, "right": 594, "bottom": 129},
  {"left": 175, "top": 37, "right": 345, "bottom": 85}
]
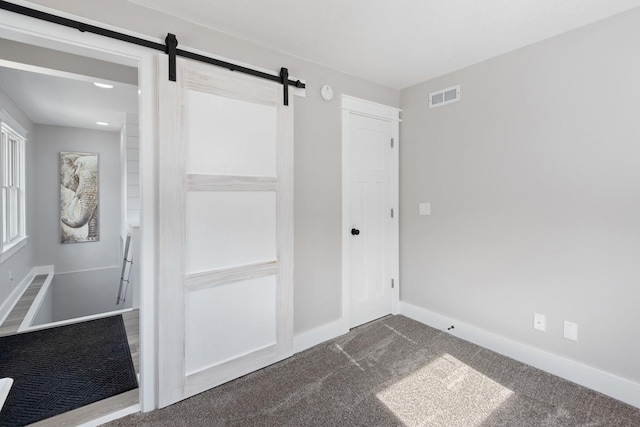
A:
[{"left": 0, "top": 37, "right": 141, "bottom": 424}]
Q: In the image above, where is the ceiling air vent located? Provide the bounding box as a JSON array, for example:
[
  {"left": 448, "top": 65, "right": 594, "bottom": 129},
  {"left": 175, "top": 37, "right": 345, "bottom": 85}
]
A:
[{"left": 429, "top": 85, "right": 460, "bottom": 109}]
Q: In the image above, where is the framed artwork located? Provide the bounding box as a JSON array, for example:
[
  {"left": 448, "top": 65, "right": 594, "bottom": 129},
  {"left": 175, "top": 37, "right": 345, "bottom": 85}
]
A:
[{"left": 60, "top": 151, "right": 99, "bottom": 243}]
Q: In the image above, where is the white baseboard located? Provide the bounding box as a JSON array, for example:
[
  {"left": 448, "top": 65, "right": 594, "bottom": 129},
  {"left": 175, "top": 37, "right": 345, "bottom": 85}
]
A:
[
  {"left": 54, "top": 265, "right": 119, "bottom": 275},
  {"left": 399, "top": 301, "right": 640, "bottom": 409},
  {"left": 293, "top": 318, "right": 349, "bottom": 353}
]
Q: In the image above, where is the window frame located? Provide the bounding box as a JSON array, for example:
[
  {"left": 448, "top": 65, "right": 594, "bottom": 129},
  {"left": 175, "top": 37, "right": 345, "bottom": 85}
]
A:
[{"left": 0, "top": 110, "right": 28, "bottom": 262}]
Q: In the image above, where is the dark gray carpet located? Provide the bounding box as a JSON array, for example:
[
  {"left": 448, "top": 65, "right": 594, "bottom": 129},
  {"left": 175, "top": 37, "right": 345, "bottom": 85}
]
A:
[
  {"left": 0, "top": 315, "right": 138, "bottom": 426},
  {"left": 108, "top": 315, "right": 640, "bottom": 426}
]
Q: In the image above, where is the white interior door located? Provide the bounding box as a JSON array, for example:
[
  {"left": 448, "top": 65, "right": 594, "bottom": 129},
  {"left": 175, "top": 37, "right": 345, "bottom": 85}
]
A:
[
  {"left": 343, "top": 98, "right": 399, "bottom": 329},
  {"left": 157, "top": 57, "right": 293, "bottom": 407}
]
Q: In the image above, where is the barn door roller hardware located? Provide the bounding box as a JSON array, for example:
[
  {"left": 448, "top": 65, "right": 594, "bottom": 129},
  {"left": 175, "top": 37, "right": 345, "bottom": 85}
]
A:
[
  {"left": 165, "top": 33, "right": 178, "bottom": 82},
  {"left": 0, "top": 0, "right": 304, "bottom": 105}
]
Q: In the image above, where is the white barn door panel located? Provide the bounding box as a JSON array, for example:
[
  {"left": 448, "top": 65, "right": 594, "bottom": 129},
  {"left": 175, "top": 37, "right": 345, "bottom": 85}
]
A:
[{"left": 158, "top": 57, "right": 293, "bottom": 408}]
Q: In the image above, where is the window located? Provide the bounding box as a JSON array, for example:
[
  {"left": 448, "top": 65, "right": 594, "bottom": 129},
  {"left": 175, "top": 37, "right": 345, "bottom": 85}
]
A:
[{"left": 0, "top": 112, "right": 27, "bottom": 259}]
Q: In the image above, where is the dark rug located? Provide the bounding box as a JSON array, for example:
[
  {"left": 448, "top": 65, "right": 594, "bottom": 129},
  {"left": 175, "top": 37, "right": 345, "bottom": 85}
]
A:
[{"left": 0, "top": 315, "right": 138, "bottom": 426}]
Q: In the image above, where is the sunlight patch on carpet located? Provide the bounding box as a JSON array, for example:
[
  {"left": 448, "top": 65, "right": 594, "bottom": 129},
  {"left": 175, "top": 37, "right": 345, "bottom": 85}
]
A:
[{"left": 376, "top": 353, "right": 513, "bottom": 426}]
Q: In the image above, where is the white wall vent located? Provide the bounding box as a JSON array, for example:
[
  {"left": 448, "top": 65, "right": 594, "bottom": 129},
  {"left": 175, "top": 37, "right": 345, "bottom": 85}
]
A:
[{"left": 429, "top": 85, "right": 460, "bottom": 109}]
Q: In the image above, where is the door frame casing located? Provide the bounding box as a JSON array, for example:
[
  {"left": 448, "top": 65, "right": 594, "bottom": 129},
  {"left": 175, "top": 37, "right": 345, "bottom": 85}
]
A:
[
  {"left": 0, "top": 10, "right": 157, "bottom": 412},
  {"left": 341, "top": 94, "right": 401, "bottom": 328}
]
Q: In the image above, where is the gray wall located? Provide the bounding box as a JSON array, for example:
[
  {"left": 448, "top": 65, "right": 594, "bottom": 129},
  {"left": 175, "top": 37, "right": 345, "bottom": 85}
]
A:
[
  {"left": 0, "top": 86, "right": 36, "bottom": 307},
  {"left": 28, "top": 0, "right": 400, "bottom": 334},
  {"left": 400, "top": 9, "right": 640, "bottom": 382},
  {"left": 34, "top": 125, "right": 121, "bottom": 273}
]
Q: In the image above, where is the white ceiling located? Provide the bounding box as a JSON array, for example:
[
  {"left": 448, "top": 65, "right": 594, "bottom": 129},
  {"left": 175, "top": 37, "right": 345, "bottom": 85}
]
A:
[
  {"left": 0, "top": 66, "right": 137, "bottom": 131},
  {"left": 129, "top": 0, "right": 640, "bottom": 89}
]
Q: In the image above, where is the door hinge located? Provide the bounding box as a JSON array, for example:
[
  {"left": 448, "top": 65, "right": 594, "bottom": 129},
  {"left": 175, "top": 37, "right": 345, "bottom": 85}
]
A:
[
  {"left": 390, "top": 208, "right": 394, "bottom": 218},
  {"left": 391, "top": 279, "right": 395, "bottom": 289},
  {"left": 391, "top": 138, "right": 394, "bottom": 148}
]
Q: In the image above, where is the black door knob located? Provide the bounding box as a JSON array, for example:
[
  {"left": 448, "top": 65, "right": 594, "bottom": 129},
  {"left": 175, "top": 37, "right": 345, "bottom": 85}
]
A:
[{"left": 351, "top": 228, "right": 360, "bottom": 236}]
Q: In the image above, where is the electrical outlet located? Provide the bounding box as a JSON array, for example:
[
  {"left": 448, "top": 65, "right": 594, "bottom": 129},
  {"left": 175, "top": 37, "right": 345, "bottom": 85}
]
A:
[
  {"left": 533, "top": 313, "right": 546, "bottom": 332},
  {"left": 564, "top": 321, "right": 578, "bottom": 341},
  {"left": 8, "top": 270, "right": 13, "bottom": 287}
]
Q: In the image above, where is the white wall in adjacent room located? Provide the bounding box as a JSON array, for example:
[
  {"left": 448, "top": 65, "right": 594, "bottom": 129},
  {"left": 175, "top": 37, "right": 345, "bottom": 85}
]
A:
[
  {"left": 34, "top": 124, "right": 121, "bottom": 273},
  {"left": 0, "top": 86, "right": 36, "bottom": 311}
]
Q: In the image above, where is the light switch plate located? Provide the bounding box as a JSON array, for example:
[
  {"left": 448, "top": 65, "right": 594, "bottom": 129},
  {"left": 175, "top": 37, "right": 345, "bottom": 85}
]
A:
[{"left": 419, "top": 203, "right": 431, "bottom": 216}]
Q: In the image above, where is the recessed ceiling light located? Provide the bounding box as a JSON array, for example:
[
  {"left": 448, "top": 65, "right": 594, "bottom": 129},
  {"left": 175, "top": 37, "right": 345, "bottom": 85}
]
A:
[
  {"left": 94, "top": 82, "right": 114, "bottom": 89},
  {"left": 96, "top": 122, "right": 109, "bottom": 126}
]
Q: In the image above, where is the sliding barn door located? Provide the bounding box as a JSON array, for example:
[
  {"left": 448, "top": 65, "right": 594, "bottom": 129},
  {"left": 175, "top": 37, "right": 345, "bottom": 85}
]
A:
[{"left": 157, "top": 57, "right": 293, "bottom": 407}]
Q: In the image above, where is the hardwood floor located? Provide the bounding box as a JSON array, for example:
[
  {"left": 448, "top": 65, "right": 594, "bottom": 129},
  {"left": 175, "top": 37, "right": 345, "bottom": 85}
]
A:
[
  {"left": 30, "top": 389, "right": 139, "bottom": 427},
  {"left": 0, "top": 275, "right": 140, "bottom": 425},
  {"left": 0, "top": 275, "right": 47, "bottom": 337},
  {"left": 122, "top": 309, "right": 140, "bottom": 375}
]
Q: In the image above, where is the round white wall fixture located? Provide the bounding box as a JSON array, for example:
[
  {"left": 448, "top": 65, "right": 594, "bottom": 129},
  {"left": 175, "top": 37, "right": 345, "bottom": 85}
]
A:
[{"left": 320, "top": 85, "right": 334, "bottom": 101}]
